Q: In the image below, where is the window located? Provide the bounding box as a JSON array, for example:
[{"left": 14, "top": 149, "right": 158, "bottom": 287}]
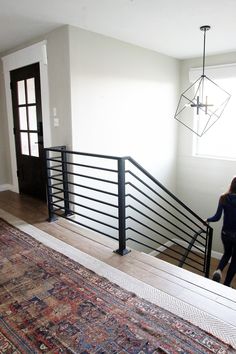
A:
[
  {"left": 17, "top": 78, "right": 39, "bottom": 157},
  {"left": 192, "top": 66, "right": 236, "bottom": 160}
]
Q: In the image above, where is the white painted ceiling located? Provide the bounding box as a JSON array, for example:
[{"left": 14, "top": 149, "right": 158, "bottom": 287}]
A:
[{"left": 0, "top": 0, "right": 236, "bottom": 59}]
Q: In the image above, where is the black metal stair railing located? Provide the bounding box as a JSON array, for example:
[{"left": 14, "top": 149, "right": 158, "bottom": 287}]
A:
[{"left": 45, "top": 146, "right": 213, "bottom": 277}]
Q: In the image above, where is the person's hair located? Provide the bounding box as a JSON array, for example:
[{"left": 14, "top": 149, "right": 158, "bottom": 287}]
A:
[
  {"left": 228, "top": 176, "right": 236, "bottom": 193},
  {"left": 220, "top": 176, "right": 236, "bottom": 203}
]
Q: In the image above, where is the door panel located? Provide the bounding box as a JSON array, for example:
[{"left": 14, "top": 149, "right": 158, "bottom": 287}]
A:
[{"left": 10, "top": 63, "right": 46, "bottom": 201}]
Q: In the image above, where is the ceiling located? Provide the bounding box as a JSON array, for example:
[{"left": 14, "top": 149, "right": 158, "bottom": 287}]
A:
[{"left": 0, "top": 0, "right": 236, "bottom": 59}]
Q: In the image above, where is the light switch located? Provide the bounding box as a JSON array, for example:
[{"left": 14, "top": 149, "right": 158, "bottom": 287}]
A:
[
  {"left": 53, "top": 107, "right": 57, "bottom": 117},
  {"left": 54, "top": 117, "right": 59, "bottom": 127}
]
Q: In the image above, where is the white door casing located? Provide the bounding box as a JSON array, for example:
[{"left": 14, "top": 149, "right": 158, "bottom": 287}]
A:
[{"left": 2, "top": 41, "right": 51, "bottom": 193}]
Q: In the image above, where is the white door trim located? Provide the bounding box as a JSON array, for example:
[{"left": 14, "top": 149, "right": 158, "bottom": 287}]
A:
[{"left": 2, "top": 41, "right": 51, "bottom": 193}]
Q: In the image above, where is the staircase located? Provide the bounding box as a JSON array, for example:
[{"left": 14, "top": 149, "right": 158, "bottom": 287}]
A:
[{"left": 45, "top": 146, "right": 213, "bottom": 277}]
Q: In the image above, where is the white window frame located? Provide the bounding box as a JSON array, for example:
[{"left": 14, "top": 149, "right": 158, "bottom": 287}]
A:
[{"left": 191, "top": 63, "right": 236, "bottom": 160}]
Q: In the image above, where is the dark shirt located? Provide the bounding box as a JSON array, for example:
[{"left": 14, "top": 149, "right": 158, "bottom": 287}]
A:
[{"left": 207, "top": 193, "right": 236, "bottom": 231}]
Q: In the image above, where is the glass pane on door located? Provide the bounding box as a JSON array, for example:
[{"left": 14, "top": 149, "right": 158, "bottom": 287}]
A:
[
  {"left": 19, "top": 107, "right": 27, "bottom": 130},
  {"left": 27, "top": 78, "right": 36, "bottom": 104},
  {"left": 17, "top": 80, "right": 26, "bottom": 104},
  {"left": 20, "top": 132, "right": 29, "bottom": 155},
  {"left": 28, "top": 106, "right": 37, "bottom": 130},
  {"left": 30, "top": 133, "right": 39, "bottom": 157}
]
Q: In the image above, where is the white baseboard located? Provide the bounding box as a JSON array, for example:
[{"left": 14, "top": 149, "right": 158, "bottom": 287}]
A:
[
  {"left": 0, "top": 184, "right": 14, "bottom": 192},
  {"left": 211, "top": 250, "right": 223, "bottom": 260},
  {"left": 149, "top": 240, "right": 174, "bottom": 257}
]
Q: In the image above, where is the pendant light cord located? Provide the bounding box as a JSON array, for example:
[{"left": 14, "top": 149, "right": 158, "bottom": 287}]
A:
[
  {"left": 200, "top": 25, "right": 210, "bottom": 76},
  {"left": 202, "top": 28, "right": 206, "bottom": 76}
]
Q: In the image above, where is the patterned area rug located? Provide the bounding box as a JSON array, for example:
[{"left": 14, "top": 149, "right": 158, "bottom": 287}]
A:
[{"left": 0, "top": 218, "right": 235, "bottom": 354}]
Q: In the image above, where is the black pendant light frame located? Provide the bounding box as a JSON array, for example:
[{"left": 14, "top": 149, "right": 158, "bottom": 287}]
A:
[{"left": 174, "top": 25, "right": 231, "bottom": 137}]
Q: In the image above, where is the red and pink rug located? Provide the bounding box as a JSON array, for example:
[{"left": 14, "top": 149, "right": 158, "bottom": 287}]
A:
[{"left": 0, "top": 217, "right": 235, "bottom": 353}]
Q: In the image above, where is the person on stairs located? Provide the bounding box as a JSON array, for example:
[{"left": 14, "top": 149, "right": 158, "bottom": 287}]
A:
[{"left": 206, "top": 176, "right": 236, "bottom": 287}]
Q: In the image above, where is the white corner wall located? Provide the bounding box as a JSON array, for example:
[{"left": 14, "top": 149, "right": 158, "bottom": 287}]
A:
[
  {"left": 0, "top": 60, "right": 11, "bottom": 186},
  {"left": 177, "top": 52, "right": 236, "bottom": 252},
  {"left": 46, "top": 26, "right": 72, "bottom": 148},
  {"left": 69, "top": 26, "right": 179, "bottom": 190},
  {"left": 0, "top": 26, "right": 72, "bottom": 190}
]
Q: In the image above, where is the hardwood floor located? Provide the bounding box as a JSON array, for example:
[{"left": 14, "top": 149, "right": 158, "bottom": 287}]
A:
[{"left": 0, "top": 190, "right": 236, "bottom": 340}]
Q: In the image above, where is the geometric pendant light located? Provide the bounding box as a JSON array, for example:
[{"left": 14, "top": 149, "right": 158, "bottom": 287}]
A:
[{"left": 174, "top": 25, "right": 231, "bottom": 137}]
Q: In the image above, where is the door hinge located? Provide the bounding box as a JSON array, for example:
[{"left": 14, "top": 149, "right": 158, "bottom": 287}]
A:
[
  {"left": 16, "top": 170, "right": 19, "bottom": 177},
  {"left": 13, "top": 127, "right": 16, "bottom": 135}
]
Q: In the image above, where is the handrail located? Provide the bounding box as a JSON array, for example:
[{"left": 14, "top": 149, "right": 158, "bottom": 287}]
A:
[
  {"left": 178, "top": 229, "right": 204, "bottom": 268},
  {"left": 45, "top": 146, "right": 213, "bottom": 277},
  {"left": 46, "top": 145, "right": 130, "bottom": 160}
]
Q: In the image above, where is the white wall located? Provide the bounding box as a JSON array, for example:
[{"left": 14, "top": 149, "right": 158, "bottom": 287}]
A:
[
  {"left": 177, "top": 52, "right": 236, "bottom": 252},
  {"left": 67, "top": 26, "right": 180, "bottom": 252},
  {"left": 69, "top": 26, "right": 179, "bottom": 190},
  {"left": 0, "top": 24, "right": 181, "bottom": 255},
  {"left": 46, "top": 26, "right": 72, "bottom": 148},
  {"left": 0, "top": 60, "right": 11, "bottom": 188},
  {"left": 0, "top": 26, "right": 72, "bottom": 188}
]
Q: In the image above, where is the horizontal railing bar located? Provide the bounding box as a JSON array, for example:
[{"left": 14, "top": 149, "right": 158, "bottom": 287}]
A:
[
  {"left": 74, "top": 204, "right": 118, "bottom": 220},
  {"left": 53, "top": 210, "right": 118, "bottom": 241},
  {"left": 127, "top": 225, "right": 204, "bottom": 265},
  {"left": 53, "top": 203, "right": 118, "bottom": 231},
  {"left": 127, "top": 236, "right": 166, "bottom": 252},
  {"left": 50, "top": 195, "right": 118, "bottom": 219},
  {"left": 127, "top": 170, "right": 205, "bottom": 232},
  {"left": 51, "top": 182, "right": 63, "bottom": 187},
  {"left": 51, "top": 176, "right": 118, "bottom": 197},
  {"left": 127, "top": 157, "right": 209, "bottom": 226},
  {"left": 127, "top": 204, "right": 206, "bottom": 251},
  {"left": 126, "top": 193, "right": 205, "bottom": 242},
  {"left": 48, "top": 167, "right": 62, "bottom": 172},
  {"left": 49, "top": 177, "right": 63, "bottom": 183},
  {"left": 51, "top": 193, "right": 65, "bottom": 200},
  {"left": 59, "top": 161, "right": 118, "bottom": 173},
  {"left": 46, "top": 156, "right": 62, "bottom": 161},
  {"left": 127, "top": 216, "right": 179, "bottom": 250},
  {"left": 126, "top": 182, "right": 205, "bottom": 239},
  {"left": 48, "top": 164, "right": 62, "bottom": 169},
  {"left": 126, "top": 227, "right": 187, "bottom": 256},
  {"left": 49, "top": 173, "right": 63, "bottom": 179},
  {"left": 126, "top": 216, "right": 204, "bottom": 261},
  {"left": 45, "top": 146, "right": 129, "bottom": 161},
  {"left": 47, "top": 158, "right": 117, "bottom": 173},
  {"left": 50, "top": 186, "right": 118, "bottom": 208},
  {"left": 67, "top": 181, "right": 117, "bottom": 196},
  {"left": 49, "top": 168, "right": 118, "bottom": 185},
  {"left": 126, "top": 237, "right": 203, "bottom": 273},
  {"left": 51, "top": 196, "right": 63, "bottom": 203},
  {"left": 51, "top": 190, "right": 63, "bottom": 196}
]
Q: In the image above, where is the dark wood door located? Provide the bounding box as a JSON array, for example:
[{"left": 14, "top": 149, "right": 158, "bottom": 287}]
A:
[{"left": 10, "top": 63, "right": 46, "bottom": 201}]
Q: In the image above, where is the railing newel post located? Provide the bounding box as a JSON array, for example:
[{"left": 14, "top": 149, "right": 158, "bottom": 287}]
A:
[
  {"left": 205, "top": 225, "right": 213, "bottom": 278},
  {"left": 45, "top": 148, "right": 58, "bottom": 222},
  {"left": 114, "top": 157, "right": 130, "bottom": 255},
  {"left": 61, "top": 147, "right": 73, "bottom": 217}
]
